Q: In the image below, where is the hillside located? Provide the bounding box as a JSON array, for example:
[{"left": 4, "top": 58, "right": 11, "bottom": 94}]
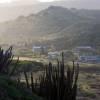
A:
[
  {"left": 0, "top": 75, "right": 43, "bottom": 100},
  {"left": 0, "top": 6, "right": 100, "bottom": 49},
  {"left": 0, "top": 0, "right": 100, "bottom": 22}
]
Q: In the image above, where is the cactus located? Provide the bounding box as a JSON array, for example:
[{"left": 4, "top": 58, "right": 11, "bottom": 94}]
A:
[
  {"left": 9, "top": 57, "right": 19, "bottom": 76},
  {"left": 31, "top": 72, "right": 35, "bottom": 93},
  {"left": 31, "top": 53, "right": 79, "bottom": 100},
  {"left": 24, "top": 71, "right": 30, "bottom": 89}
]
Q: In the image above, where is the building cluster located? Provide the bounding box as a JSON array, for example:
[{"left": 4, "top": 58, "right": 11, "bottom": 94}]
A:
[
  {"left": 73, "top": 46, "right": 100, "bottom": 62},
  {"left": 32, "top": 45, "right": 100, "bottom": 62}
]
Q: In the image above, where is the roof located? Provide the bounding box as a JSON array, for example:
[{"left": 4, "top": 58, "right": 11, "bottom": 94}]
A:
[
  {"left": 33, "top": 46, "right": 41, "bottom": 49},
  {"left": 48, "top": 51, "right": 60, "bottom": 55},
  {"left": 79, "top": 55, "right": 100, "bottom": 61},
  {"left": 76, "top": 46, "right": 92, "bottom": 49},
  {"left": 33, "top": 46, "right": 47, "bottom": 49}
]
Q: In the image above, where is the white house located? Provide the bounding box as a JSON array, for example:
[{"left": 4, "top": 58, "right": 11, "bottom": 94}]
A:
[
  {"left": 73, "top": 46, "right": 93, "bottom": 53},
  {"left": 32, "top": 46, "right": 47, "bottom": 55},
  {"left": 48, "top": 51, "right": 61, "bottom": 60}
]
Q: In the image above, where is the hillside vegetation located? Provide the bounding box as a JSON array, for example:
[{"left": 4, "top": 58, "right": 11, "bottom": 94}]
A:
[
  {"left": 0, "top": 6, "right": 100, "bottom": 49},
  {"left": 0, "top": 47, "right": 79, "bottom": 100}
]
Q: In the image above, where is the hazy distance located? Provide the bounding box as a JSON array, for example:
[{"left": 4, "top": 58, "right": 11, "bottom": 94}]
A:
[{"left": 0, "top": 0, "right": 100, "bottom": 22}]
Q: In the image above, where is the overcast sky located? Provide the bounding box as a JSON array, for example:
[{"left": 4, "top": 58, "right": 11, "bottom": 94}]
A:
[
  {"left": 0, "top": 0, "right": 75, "bottom": 5},
  {"left": 0, "top": 0, "right": 60, "bottom": 3},
  {"left": 0, "top": 0, "right": 99, "bottom": 6},
  {"left": 0, "top": 0, "right": 100, "bottom": 22}
]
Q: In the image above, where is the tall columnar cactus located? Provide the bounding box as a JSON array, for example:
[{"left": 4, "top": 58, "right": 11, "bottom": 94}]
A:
[
  {"left": 24, "top": 71, "right": 30, "bottom": 89},
  {"left": 31, "top": 53, "right": 79, "bottom": 100}
]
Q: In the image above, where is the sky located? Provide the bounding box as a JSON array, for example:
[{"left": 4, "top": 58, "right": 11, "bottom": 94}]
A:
[
  {"left": 0, "top": 0, "right": 75, "bottom": 4},
  {"left": 0, "top": 0, "right": 61, "bottom": 4},
  {"left": 0, "top": 0, "right": 100, "bottom": 22},
  {"left": 0, "top": 0, "right": 76, "bottom": 7},
  {"left": 0, "top": 0, "right": 62, "bottom": 6},
  {"left": 0, "top": 0, "right": 99, "bottom": 6}
]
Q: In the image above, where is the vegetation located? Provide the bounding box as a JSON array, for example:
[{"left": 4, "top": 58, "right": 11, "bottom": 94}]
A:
[
  {"left": 0, "top": 6, "right": 100, "bottom": 50},
  {"left": 0, "top": 46, "right": 19, "bottom": 76},
  {"left": 0, "top": 47, "right": 42, "bottom": 100},
  {"left": 0, "top": 75, "right": 43, "bottom": 100},
  {"left": 23, "top": 53, "right": 79, "bottom": 100},
  {"left": 0, "top": 47, "right": 79, "bottom": 100}
]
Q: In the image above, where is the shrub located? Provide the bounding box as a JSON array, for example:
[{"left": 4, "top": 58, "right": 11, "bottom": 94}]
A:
[{"left": 0, "top": 46, "right": 18, "bottom": 76}]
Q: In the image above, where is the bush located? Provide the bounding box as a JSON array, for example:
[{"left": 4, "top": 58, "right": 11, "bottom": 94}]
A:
[
  {"left": 0, "top": 46, "right": 19, "bottom": 76},
  {"left": 0, "top": 75, "right": 43, "bottom": 100}
]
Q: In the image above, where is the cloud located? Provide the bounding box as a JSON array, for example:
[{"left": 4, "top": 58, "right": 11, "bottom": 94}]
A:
[
  {"left": 0, "top": 0, "right": 76, "bottom": 5},
  {"left": 0, "top": 0, "right": 17, "bottom": 3},
  {"left": 37, "top": 0, "right": 56, "bottom": 2},
  {"left": 9, "top": 0, "right": 66, "bottom": 3}
]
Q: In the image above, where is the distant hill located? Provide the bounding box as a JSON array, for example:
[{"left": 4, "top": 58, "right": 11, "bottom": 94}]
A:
[
  {"left": 0, "top": 6, "right": 100, "bottom": 50},
  {"left": 0, "top": 0, "right": 100, "bottom": 22}
]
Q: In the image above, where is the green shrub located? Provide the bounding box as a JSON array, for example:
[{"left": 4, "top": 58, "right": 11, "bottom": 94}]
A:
[{"left": 0, "top": 47, "right": 19, "bottom": 76}]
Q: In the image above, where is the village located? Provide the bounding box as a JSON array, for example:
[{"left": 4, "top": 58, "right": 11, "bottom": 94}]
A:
[
  {"left": 32, "top": 45, "right": 100, "bottom": 63},
  {"left": 1, "top": 43, "right": 100, "bottom": 63}
]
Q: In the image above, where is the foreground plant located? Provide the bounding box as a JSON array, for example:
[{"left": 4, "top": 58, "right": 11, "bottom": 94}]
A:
[
  {"left": 0, "top": 46, "right": 19, "bottom": 76},
  {"left": 30, "top": 53, "right": 79, "bottom": 100}
]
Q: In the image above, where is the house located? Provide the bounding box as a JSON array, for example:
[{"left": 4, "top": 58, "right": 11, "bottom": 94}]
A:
[
  {"left": 32, "top": 46, "right": 47, "bottom": 55},
  {"left": 72, "top": 46, "right": 100, "bottom": 62},
  {"left": 48, "top": 51, "right": 61, "bottom": 60},
  {"left": 79, "top": 55, "right": 100, "bottom": 62},
  {"left": 73, "top": 46, "right": 93, "bottom": 53},
  {"left": 48, "top": 50, "right": 77, "bottom": 61},
  {"left": 75, "top": 46, "right": 92, "bottom": 49},
  {"left": 73, "top": 46, "right": 97, "bottom": 56}
]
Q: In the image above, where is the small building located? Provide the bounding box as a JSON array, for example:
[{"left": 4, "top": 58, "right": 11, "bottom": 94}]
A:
[
  {"left": 73, "top": 46, "right": 93, "bottom": 53},
  {"left": 73, "top": 46, "right": 100, "bottom": 62},
  {"left": 32, "top": 46, "right": 47, "bottom": 55},
  {"left": 79, "top": 55, "right": 100, "bottom": 62},
  {"left": 75, "top": 46, "right": 92, "bottom": 49},
  {"left": 73, "top": 46, "right": 97, "bottom": 57},
  {"left": 48, "top": 51, "right": 61, "bottom": 60}
]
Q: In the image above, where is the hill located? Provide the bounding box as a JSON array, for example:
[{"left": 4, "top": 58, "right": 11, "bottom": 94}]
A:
[
  {"left": 0, "top": 6, "right": 100, "bottom": 50},
  {"left": 0, "top": 0, "right": 100, "bottom": 22}
]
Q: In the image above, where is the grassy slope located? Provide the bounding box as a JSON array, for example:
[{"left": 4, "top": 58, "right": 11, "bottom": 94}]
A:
[{"left": 0, "top": 75, "right": 43, "bottom": 100}]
